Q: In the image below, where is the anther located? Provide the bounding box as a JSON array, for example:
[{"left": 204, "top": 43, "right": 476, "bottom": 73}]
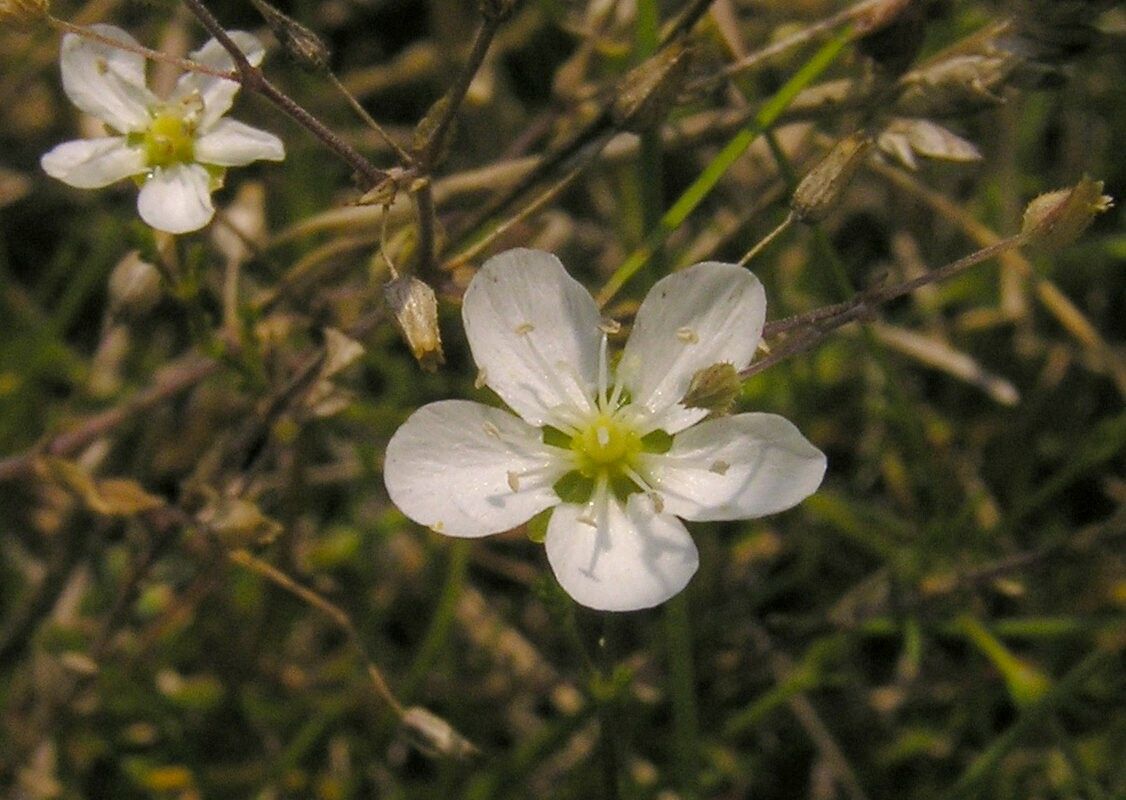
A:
[
  {"left": 709, "top": 460, "right": 730, "bottom": 475},
  {"left": 514, "top": 322, "right": 535, "bottom": 335},
  {"left": 676, "top": 326, "right": 699, "bottom": 344}
]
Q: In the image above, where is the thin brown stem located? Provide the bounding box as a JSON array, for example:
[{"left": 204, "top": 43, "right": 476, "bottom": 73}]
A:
[
  {"left": 413, "top": 181, "right": 439, "bottom": 277},
  {"left": 745, "top": 233, "right": 1030, "bottom": 379},
  {"left": 228, "top": 549, "right": 406, "bottom": 716},
  {"left": 416, "top": 13, "right": 504, "bottom": 169},
  {"left": 178, "top": 0, "right": 390, "bottom": 187},
  {"left": 328, "top": 72, "right": 414, "bottom": 164},
  {"left": 49, "top": 17, "right": 236, "bottom": 81}
]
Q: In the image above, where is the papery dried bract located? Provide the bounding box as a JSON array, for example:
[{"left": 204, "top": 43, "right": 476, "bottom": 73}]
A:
[{"left": 877, "top": 118, "right": 982, "bottom": 170}]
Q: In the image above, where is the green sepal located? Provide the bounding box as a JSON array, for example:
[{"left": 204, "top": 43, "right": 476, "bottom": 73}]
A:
[
  {"left": 553, "top": 471, "right": 595, "bottom": 504},
  {"left": 542, "top": 425, "right": 573, "bottom": 449},
  {"left": 641, "top": 429, "right": 673, "bottom": 453},
  {"left": 525, "top": 508, "right": 552, "bottom": 543}
]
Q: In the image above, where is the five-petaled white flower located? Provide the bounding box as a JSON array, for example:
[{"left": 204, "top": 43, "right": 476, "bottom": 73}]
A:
[
  {"left": 384, "top": 249, "right": 827, "bottom": 612},
  {"left": 41, "top": 24, "right": 285, "bottom": 234}
]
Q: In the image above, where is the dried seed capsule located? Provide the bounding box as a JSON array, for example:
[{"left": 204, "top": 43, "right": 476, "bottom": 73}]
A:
[
  {"left": 1021, "top": 177, "right": 1113, "bottom": 251},
  {"left": 682, "top": 362, "right": 740, "bottom": 417},
  {"left": 611, "top": 41, "right": 693, "bottom": 133},
  {"left": 248, "top": 0, "right": 331, "bottom": 73},
  {"left": 894, "top": 25, "right": 1021, "bottom": 117},
  {"left": 384, "top": 275, "right": 445, "bottom": 372},
  {"left": 791, "top": 132, "right": 872, "bottom": 223}
]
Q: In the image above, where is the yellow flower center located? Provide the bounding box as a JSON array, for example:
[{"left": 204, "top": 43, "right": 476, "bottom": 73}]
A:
[
  {"left": 571, "top": 413, "right": 642, "bottom": 479},
  {"left": 143, "top": 113, "right": 195, "bottom": 168}
]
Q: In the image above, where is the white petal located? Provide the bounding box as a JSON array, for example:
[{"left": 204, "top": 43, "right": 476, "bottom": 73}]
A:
[
  {"left": 136, "top": 164, "right": 214, "bottom": 234},
  {"left": 174, "top": 32, "right": 265, "bottom": 130},
  {"left": 650, "top": 413, "right": 826, "bottom": 521},
  {"left": 384, "top": 400, "right": 566, "bottom": 538},
  {"left": 60, "top": 25, "right": 156, "bottom": 132},
  {"left": 620, "top": 263, "right": 766, "bottom": 433},
  {"left": 41, "top": 137, "right": 146, "bottom": 188},
  {"left": 463, "top": 249, "right": 603, "bottom": 428},
  {"left": 194, "top": 118, "right": 285, "bottom": 165},
  {"left": 544, "top": 493, "right": 698, "bottom": 611}
]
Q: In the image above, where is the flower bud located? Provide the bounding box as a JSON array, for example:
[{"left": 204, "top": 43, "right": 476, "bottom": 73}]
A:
[
  {"left": 384, "top": 275, "right": 445, "bottom": 372},
  {"left": 248, "top": 0, "right": 330, "bottom": 73},
  {"left": 1021, "top": 177, "right": 1113, "bottom": 251},
  {"left": 791, "top": 132, "right": 871, "bottom": 223},
  {"left": 197, "top": 495, "right": 283, "bottom": 546},
  {"left": 1, "top": 0, "right": 49, "bottom": 30},
  {"left": 400, "top": 706, "right": 477, "bottom": 760},
  {"left": 682, "top": 362, "right": 740, "bottom": 417},
  {"left": 108, "top": 250, "right": 162, "bottom": 316},
  {"left": 611, "top": 40, "right": 693, "bottom": 133}
]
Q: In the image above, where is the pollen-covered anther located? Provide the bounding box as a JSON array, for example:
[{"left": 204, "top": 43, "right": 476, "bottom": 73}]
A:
[
  {"left": 482, "top": 421, "right": 501, "bottom": 438},
  {"left": 599, "top": 319, "right": 622, "bottom": 335},
  {"left": 677, "top": 326, "right": 699, "bottom": 344},
  {"left": 576, "top": 513, "right": 598, "bottom": 528},
  {"left": 648, "top": 492, "right": 665, "bottom": 513},
  {"left": 474, "top": 368, "right": 487, "bottom": 389},
  {"left": 506, "top": 471, "right": 520, "bottom": 492},
  {"left": 430, "top": 521, "right": 445, "bottom": 533},
  {"left": 709, "top": 460, "right": 730, "bottom": 475},
  {"left": 514, "top": 322, "right": 535, "bottom": 335}
]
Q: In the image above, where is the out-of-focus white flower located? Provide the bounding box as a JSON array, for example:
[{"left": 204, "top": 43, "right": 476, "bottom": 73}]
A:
[
  {"left": 41, "top": 24, "right": 284, "bottom": 234},
  {"left": 384, "top": 249, "right": 827, "bottom": 612}
]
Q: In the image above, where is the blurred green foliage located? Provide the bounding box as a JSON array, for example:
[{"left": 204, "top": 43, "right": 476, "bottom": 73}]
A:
[{"left": 1, "top": 0, "right": 1123, "bottom": 798}]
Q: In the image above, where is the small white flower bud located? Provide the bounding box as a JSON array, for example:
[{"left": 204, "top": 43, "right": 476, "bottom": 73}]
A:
[
  {"left": 107, "top": 251, "right": 162, "bottom": 316},
  {"left": 400, "top": 706, "right": 477, "bottom": 760}
]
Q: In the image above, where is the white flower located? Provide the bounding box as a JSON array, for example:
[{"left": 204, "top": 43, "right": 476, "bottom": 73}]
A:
[
  {"left": 40, "top": 24, "right": 285, "bottom": 234},
  {"left": 384, "top": 249, "right": 827, "bottom": 612}
]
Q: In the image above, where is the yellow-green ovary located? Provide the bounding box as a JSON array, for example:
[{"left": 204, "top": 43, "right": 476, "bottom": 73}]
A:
[
  {"left": 571, "top": 413, "right": 642, "bottom": 479},
  {"left": 143, "top": 113, "right": 195, "bottom": 168}
]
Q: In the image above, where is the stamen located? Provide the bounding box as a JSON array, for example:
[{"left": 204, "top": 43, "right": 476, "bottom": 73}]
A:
[
  {"left": 676, "top": 326, "right": 699, "bottom": 344},
  {"left": 513, "top": 327, "right": 595, "bottom": 420},
  {"left": 709, "top": 460, "right": 730, "bottom": 475},
  {"left": 482, "top": 421, "right": 501, "bottom": 438},
  {"left": 597, "top": 332, "right": 610, "bottom": 410},
  {"left": 577, "top": 475, "right": 609, "bottom": 528},
  {"left": 507, "top": 471, "right": 520, "bottom": 491},
  {"left": 474, "top": 368, "right": 488, "bottom": 390}
]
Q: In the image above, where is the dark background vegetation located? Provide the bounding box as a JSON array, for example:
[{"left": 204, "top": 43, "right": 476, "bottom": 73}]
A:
[{"left": 1, "top": 0, "right": 1123, "bottom": 797}]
